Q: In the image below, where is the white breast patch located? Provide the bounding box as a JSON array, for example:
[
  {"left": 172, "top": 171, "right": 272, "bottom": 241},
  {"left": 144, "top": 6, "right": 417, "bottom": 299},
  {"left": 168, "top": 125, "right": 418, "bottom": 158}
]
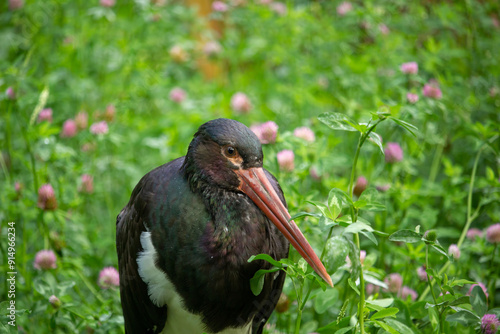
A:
[{"left": 136, "top": 231, "right": 253, "bottom": 334}]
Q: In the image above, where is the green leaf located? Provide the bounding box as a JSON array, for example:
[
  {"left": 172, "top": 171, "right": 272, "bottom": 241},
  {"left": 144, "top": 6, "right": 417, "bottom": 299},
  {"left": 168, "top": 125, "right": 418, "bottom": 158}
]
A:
[
  {"left": 449, "top": 279, "right": 476, "bottom": 287},
  {"left": 0, "top": 301, "right": 14, "bottom": 316},
  {"left": 343, "top": 221, "right": 374, "bottom": 235},
  {"left": 364, "top": 274, "right": 388, "bottom": 291},
  {"left": 310, "top": 273, "right": 329, "bottom": 291},
  {"left": 486, "top": 167, "right": 495, "bottom": 181},
  {"left": 449, "top": 306, "right": 474, "bottom": 313},
  {"left": 354, "top": 200, "right": 367, "bottom": 209},
  {"left": 348, "top": 120, "right": 366, "bottom": 133},
  {"left": 388, "top": 117, "right": 418, "bottom": 137},
  {"left": 250, "top": 272, "right": 265, "bottom": 296},
  {"left": 445, "top": 310, "right": 480, "bottom": 326},
  {"left": 249, "top": 268, "right": 280, "bottom": 296},
  {"left": 57, "top": 281, "right": 76, "bottom": 296},
  {"left": 360, "top": 230, "right": 378, "bottom": 245},
  {"left": 426, "top": 268, "right": 442, "bottom": 285},
  {"left": 307, "top": 201, "right": 332, "bottom": 220},
  {"left": 409, "top": 301, "right": 429, "bottom": 319},
  {"left": 366, "top": 298, "right": 394, "bottom": 311},
  {"left": 314, "top": 287, "right": 339, "bottom": 314},
  {"left": 333, "top": 327, "right": 354, "bottom": 334},
  {"left": 318, "top": 215, "right": 338, "bottom": 231},
  {"left": 449, "top": 296, "right": 471, "bottom": 307},
  {"left": 371, "top": 320, "right": 399, "bottom": 334},
  {"left": 487, "top": 308, "right": 500, "bottom": 317},
  {"left": 470, "top": 285, "right": 488, "bottom": 317},
  {"left": 317, "top": 317, "right": 350, "bottom": 332},
  {"left": 368, "top": 132, "right": 384, "bottom": 154},
  {"left": 33, "top": 277, "right": 52, "bottom": 297},
  {"left": 323, "top": 236, "right": 350, "bottom": 274},
  {"left": 431, "top": 243, "right": 450, "bottom": 259},
  {"left": 346, "top": 239, "right": 360, "bottom": 281},
  {"left": 425, "top": 301, "right": 448, "bottom": 309},
  {"left": 340, "top": 189, "right": 355, "bottom": 208},
  {"left": 441, "top": 285, "right": 455, "bottom": 296},
  {"left": 358, "top": 202, "right": 386, "bottom": 212},
  {"left": 388, "top": 229, "right": 422, "bottom": 243},
  {"left": 384, "top": 318, "right": 414, "bottom": 334},
  {"left": 428, "top": 306, "right": 440, "bottom": 331},
  {"left": 329, "top": 187, "right": 354, "bottom": 212},
  {"left": 247, "top": 254, "right": 283, "bottom": 268},
  {"left": 318, "top": 112, "right": 359, "bottom": 132},
  {"left": 348, "top": 278, "right": 360, "bottom": 295},
  {"left": 290, "top": 211, "right": 321, "bottom": 221},
  {"left": 370, "top": 307, "right": 399, "bottom": 320},
  {"left": 327, "top": 188, "right": 343, "bottom": 220},
  {"left": 300, "top": 320, "right": 318, "bottom": 334},
  {"left": 355, "top": 189, "right": 387, "bottom": 211}
]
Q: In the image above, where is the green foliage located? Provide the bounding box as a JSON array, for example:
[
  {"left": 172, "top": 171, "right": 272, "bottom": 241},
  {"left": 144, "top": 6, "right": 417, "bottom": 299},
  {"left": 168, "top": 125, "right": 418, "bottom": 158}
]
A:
[{"left": 1, "top": 0, "right": 500, "bottom": 333}]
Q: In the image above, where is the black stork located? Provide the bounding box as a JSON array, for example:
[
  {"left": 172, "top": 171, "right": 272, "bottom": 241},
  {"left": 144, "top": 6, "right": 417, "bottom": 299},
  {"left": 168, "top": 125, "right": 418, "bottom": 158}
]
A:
[{"left": 116, "top": 118, "right": 332, "bottom": 334}]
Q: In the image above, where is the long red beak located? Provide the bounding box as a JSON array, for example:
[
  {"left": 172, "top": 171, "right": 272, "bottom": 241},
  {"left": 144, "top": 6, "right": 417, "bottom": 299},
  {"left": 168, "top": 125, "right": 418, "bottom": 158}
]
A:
[{"left": 236, "top": 167, "right": 333, "bottom": 287}]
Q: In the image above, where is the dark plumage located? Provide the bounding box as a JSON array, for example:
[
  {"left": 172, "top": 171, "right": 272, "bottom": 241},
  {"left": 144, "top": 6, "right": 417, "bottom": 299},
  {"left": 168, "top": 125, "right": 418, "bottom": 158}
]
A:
[{"left": 116, "top": 119, "right": 331, "bottom": 334}]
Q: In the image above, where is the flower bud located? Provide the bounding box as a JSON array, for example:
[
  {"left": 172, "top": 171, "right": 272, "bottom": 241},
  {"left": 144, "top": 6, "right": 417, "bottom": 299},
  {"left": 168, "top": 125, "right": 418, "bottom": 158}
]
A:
[
  {"left": 293, "top": 126, "right": 315, "bottom": 142},
  {"left": 6, "top": 86, "right": 16, "bottom": 99},
  {"left": 230, "top": 92, "right": 252, "bottom": 114},
  {"left": 98, "top": 267, "right": 120, "bottom": 289},
  {"left": 37, "top": 184, "right": 57, "bottom": 211},
  {"left": 34, "top": 250, "right": 57, "bottom": 270},
  {"left": 481, "top": 314, "right": 500, "bottom": 334},
  {"left": 383, "top": 273, "right": 402, "bottom": 293},
  {"left": 384, "top": 142, "right": 403, "bottom": 163},
  {"left": 400, "top": 62, "right": 418, "bottom": 75},
  {"left": 61, "top": 119, "right": 78, "bottom": 138},
  {"left": 423, "top": 230, "right": 437, "bottom": 243},
  {"left": 486, "top": 223, "right": 500, "bottom": 244},
  {"left": 38, "top": 108, "right": 53, "bottom": 123},
  {"left": 353, "top": 176, "right": 367, "bottom": 197},
  {"left": 448, "top": 244, "right": 460, "bottom": 260},
  {"left": 49, "top": 295, "right": 61, "bottom": 309},
  {"left": 277, "top": 150, "right": 294, "bottom": 172}
]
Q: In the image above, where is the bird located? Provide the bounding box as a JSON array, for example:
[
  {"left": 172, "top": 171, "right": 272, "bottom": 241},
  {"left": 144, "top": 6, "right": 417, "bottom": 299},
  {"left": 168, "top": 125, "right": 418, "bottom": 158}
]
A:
[{"left": 116, "top": 118, "right": 332, "bottom": 334}]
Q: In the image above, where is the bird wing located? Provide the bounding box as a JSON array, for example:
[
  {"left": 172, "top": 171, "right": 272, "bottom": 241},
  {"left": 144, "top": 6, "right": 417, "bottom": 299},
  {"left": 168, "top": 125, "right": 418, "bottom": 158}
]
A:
[
  {"left": 116, "top": 160, "right": 185, "bottom": 333},
  {"left": 251, "top": 169, "right": 289, "bottom": 334}
]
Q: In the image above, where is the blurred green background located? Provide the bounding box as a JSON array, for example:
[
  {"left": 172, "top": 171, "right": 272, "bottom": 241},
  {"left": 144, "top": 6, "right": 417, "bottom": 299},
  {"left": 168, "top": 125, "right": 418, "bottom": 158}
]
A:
[{"left": 1, "top": 0, "right": 499, "bottom": 333}]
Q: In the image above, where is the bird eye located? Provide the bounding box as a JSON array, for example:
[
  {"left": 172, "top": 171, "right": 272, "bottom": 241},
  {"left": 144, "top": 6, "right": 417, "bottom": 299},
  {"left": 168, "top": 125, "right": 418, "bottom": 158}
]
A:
[{"left": 224, "top": 146, "right": 237, "bottom": 157}]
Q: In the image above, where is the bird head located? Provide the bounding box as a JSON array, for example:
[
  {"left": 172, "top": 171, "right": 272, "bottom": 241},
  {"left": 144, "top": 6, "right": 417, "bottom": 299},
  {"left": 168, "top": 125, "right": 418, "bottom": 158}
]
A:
[{"left": 184, "top": 118, "right": 333, "bottom": 287}]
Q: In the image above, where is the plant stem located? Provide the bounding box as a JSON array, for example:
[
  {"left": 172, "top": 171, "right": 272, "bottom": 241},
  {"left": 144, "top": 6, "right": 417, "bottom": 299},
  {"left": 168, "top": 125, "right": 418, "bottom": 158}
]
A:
[
  {"left": 487, "top": 244, "right": 497, "bottom": 306},
  {"left": 426, "top": 246, "right": 443, "bottom": 332},
  {"left": 347, "top": 118, "right": 383, "bottom": 198},
  {"left": 458, "top": 146, "right": 483, "bottom": 248},
  {"left": 348, "top": 135, "right": 363, "bottom": 199},
  {"left": 419, "top": 138, "right": 496, "bottom": 301},
  {"left": 21, "top": 123, "right": 39, "bottom": 195},
  {"left": 294, "top": 308, "right": 302, "bottom": 334},
  {"left": 355, "top": 233, "right": 366, "bottom": 334},
  {"left": 300, "top": 282, "right": 313, "bottom": 310},
  {"left": 319, "top": 226, "right": 334, "bottom": 261},
  {"left": 346, "top": 119, "right": 383, "bottom": 334},
  {"left": 76, "top": 269, "right": 106, "bottom": 304},
  {"left": 428, "top": 141, "right": 445, "bottom": 184},
  {"left": 290, "top": 275, "right": 304, "bottom": 334},
  {"left": 426, "top": 246, "right": 438, "bottom": 306}
]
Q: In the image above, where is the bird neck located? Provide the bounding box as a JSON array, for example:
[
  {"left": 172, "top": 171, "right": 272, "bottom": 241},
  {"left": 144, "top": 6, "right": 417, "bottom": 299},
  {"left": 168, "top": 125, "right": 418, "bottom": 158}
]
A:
[{"left": 182, "top": 157, "right": 273, "bottom": 264}]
